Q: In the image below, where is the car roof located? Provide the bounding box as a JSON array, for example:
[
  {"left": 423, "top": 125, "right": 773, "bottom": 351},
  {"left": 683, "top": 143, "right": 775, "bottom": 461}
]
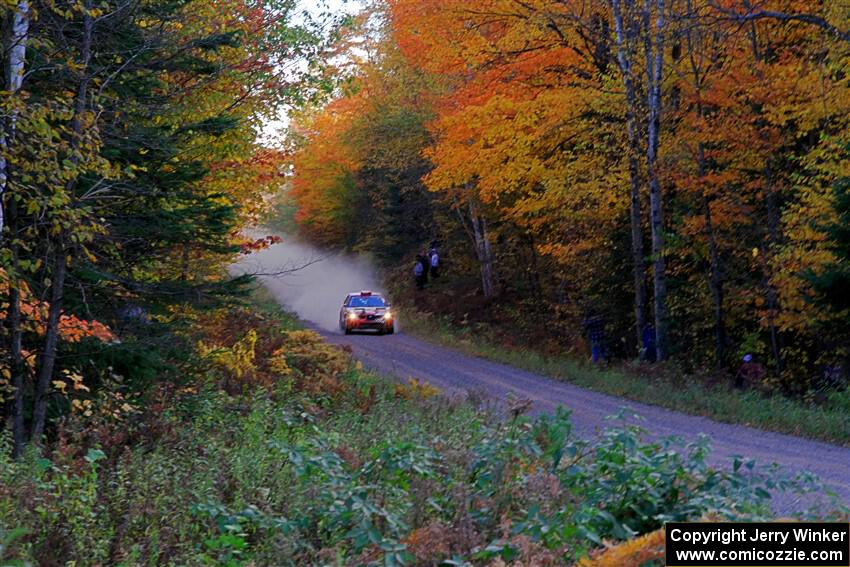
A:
[{"left": 347, "top": 290, "right": 383, "bottom": 297}]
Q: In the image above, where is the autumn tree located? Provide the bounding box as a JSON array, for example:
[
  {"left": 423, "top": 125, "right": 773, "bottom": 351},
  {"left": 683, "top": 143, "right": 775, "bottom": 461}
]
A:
[
  {"left": 1, "top": 0, "right": 338, "bottom": 454},
  {"left": 287, "top": 0, "right": 850, "bottom": 390}
]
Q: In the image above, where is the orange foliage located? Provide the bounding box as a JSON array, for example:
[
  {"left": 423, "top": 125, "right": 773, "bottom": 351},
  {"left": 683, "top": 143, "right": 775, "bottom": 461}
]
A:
[
  {"left": 577, "top": 528, "right": 665, "bottom": 567},
  {"left": 292, "top": 0, "right": 850, "bottom": 375},
  {"left": 289, "top": 96, "right": 365, "bottom": 246},
  {"left": 238, "top": 234, "right": 282, "bottom": 254},
  {"left": 0, "top": 270, "right": 115, "bottom": 349}
]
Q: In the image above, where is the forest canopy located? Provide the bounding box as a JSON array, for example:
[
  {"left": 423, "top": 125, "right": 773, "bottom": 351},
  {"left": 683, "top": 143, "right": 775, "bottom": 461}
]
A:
[
  {"left": 0, "top": 0, "right": 346, "bottom": 456},
  {"left": 289, "top": 0, "right": 850, "bottom": 394}
]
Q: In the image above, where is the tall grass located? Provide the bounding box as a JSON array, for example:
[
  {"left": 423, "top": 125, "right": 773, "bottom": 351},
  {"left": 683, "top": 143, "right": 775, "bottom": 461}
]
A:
[{"left": 399, "top": 309, "right": 850, "bottom": 445}]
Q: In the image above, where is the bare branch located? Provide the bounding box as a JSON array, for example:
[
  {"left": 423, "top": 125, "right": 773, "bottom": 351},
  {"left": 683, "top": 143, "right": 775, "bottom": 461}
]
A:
[
  {"left": 709, "top": 3, "right": 850, "bottom": 43},
  {"left": 244, "top": 256, "right": 325, "bottom": 278}
]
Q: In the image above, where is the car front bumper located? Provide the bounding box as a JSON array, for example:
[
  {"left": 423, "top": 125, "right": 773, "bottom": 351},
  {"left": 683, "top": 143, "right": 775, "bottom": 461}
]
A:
[{"left": 348, "top": 317, "right": 391, "bottom": 329}]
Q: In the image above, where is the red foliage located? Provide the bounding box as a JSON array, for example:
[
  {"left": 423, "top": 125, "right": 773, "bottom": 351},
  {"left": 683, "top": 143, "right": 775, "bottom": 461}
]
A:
[{"left": 238, "top": 234, "right": 282, "bottom": 254}]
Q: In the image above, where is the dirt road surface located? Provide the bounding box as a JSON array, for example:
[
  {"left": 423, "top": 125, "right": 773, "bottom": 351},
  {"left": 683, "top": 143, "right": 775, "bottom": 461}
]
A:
[
  {"left": 234, "top": 235, "right": 849, "bottom": 514},
  {"left": 319, "top": 329, "right": 848, "bottom": 513}
]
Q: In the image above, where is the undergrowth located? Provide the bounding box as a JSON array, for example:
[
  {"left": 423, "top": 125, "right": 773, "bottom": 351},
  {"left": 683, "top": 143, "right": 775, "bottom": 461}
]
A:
[{"left": 0, "top": 298, "right": 844, "bottom": 566}]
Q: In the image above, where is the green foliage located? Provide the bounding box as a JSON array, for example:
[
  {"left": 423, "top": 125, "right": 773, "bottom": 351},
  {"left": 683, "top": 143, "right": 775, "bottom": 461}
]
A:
[
  {"left": 0, "top": 526, "right": 30, "bottom": 567},
  {"left": 807, "top": 177, "right": 850, "bottom": 345},
  {"left": 0, "top": 0, "right": 351, "bottom": 450},
  {"left": 1, "top": 369, "right": 839, "bottom": 565}
]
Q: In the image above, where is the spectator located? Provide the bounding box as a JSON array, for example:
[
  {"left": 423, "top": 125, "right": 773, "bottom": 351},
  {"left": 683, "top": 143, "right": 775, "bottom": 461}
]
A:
[
  {"left": 414, "top": 258, "right": 425, "bottom": 290},
  {"left": 429, "top": 246, "right": 440, "bottom": 278},
  {"left": 735, "top": 353, "right": 765, "bottom": 389},
  {"left": 642, "top": 324, "right": 657, "bottom": 363},
  {"left": 583, "top": 309, "right": 607, "bottom": 365}
]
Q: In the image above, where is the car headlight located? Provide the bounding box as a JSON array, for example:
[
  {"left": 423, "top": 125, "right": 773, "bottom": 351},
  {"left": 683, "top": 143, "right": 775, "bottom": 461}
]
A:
[
  {"left": 348, "top": 312, "right": 358, "bottom": 320},
  {"left": 384, "top": 311, "right": 392, "bottom": 320}
]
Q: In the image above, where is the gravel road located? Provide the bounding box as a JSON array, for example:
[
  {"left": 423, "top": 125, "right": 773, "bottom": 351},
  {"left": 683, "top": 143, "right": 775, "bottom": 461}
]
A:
[
  {"left": 234, "top": 234, "right": 848, "bottom": 514},
  {"left": 317, "top": 328, "right": 849, "bottom": 514}
]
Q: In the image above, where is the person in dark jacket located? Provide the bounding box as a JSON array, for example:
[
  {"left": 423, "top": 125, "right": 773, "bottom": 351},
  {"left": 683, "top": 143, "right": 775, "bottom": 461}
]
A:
[
  {"left": 583, "top": 309, "right": 606, "bottom": 365},
  {"left": 429, "top": 247, "right": 440, "bottom": 278},
  {"left": 414, "top": 257, "right": 425, "bottom": 290},
  {"left": 735, "top": 353, "right": 765, "bottom": 389},
  {"left": 642, "top": 324, "right": 657, "bottom": 363}
]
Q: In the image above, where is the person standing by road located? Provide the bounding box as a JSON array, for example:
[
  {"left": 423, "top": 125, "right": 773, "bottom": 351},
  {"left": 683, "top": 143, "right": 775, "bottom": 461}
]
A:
[
  {"left": 429, "top": 246, "right": 439, "bottom": 278},
  {"left": 414, "top": 257, "right": 425, "bottom": 290},
  {"left": 583, "top": 309, "right": 607, "bottom": 365},
  {"left": 642, "top": 324, "right": 657, "bottom": 363},
  {"left": 735, "top": 353, "right": 765, "bottom": 389}
]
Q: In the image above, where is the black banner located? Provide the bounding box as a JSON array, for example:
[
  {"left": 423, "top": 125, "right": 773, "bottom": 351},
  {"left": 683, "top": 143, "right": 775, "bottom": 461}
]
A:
[{"left": 665, "top": 522, "right": 850, "bottom": 567}]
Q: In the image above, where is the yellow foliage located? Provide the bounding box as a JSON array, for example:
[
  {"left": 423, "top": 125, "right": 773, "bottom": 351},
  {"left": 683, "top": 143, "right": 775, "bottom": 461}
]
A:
[
  {"left": 269, "top": 348, "right": 292, "bottom": 376},
  {"left": 69, "top": 379, "right": 139, "bottom": 422},
  {"left": 278, "top": 329, "right": 350, "bottom": 379},
  {"left": 394, "top": 377, "right": 441, "bottom": 400},
  {"left": 577, "top": 528, "right": 665, "bottom": 567},
  {"left": 198, "top": 329, "right": 258, "bottom": 379}
]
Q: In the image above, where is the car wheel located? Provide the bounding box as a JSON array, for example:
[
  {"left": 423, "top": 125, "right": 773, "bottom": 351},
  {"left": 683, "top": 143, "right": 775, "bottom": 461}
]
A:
[
  {"left": 344, "top": 326, "right": 352, "bottom": 335},
  {"left": 386, "top": 325, "right": 394, "bottom": 335}
]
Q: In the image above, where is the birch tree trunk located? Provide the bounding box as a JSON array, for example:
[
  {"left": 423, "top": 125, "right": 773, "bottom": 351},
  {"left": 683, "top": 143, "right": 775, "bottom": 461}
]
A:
[
  {"left": 610, "top": 0, "right": 648, "bottom": 357},
  {"left": 642, "top": 0, "right": 668, "bottom": 360},
  {"left": 0, "top": 0, "right": 30, "bottom": 238},
  {"left": 3, "top": 0, "right": 31, "bottom": 456},
  {"left": 468, "top": 199, "right": 495, "bottom": 298}
]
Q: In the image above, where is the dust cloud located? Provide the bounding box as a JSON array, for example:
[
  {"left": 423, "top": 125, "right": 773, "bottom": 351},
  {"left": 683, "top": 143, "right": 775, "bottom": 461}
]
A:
[{"left": 230, "top": 230, "right": 388, "bottom": 332}]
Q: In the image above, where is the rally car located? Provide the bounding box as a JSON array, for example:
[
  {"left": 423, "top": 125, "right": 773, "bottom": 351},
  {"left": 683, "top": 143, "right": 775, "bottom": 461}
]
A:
[{"left": 339, "top": 291, "right": 395, "bottom": 335}]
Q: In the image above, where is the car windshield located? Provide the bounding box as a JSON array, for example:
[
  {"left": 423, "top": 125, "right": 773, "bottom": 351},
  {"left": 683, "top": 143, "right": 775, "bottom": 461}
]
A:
[{"left": 348, "top": 296, "right": 386, "bottom": 308}]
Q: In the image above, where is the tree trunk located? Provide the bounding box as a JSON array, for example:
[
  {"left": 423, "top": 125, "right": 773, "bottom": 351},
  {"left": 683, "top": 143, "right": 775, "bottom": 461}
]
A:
[
  {"left": 0, "top": 0, "right": 31, "bottom": 240},
  {"left": 8, "top": 196, "right": 26, "bottom": 457},
  {"left": 31, "top": 1, "right": 93, "bottom": 443},
  {"left": 752, "top": 20, "right": 782, "bottom": 374},
  {"left": 702, "top": 187, "right": 726, "bottom": 367},
  {"left": 610, "top": 0, "right": 648, "bottom": 357},
  {"left": 2, "top": 2, "right": 31, "bottom": 454},
  {"left": 745, "top": 20, "right": 783, "bottom": 374},
  {"left": 31, "top": 242, "right": 67, "bottom": 443},
  {"left": 763, "top": 164, "right": 784, "bottom": 373},
  {"left": 10, "top": 283, "right": 25, "bottom": 457},
  {"left": 642, "top": 0, "right": 668, "bottom": 360},
  {"left": 699, "top": 142, "right": 725, "bottom": 367},
  {"left": 628, "top": 124, "right": 648, "bottom": 358},
  {"left": 684, "top": 1, "right": 726, "bottom": 368},
  {"left": 469, "top": 199, "right": 495, "bottom": 298}
]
